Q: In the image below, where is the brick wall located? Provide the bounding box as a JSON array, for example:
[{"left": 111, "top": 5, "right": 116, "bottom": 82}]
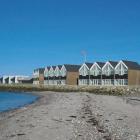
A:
[
  {"left": 128, "top": 70, "right": 140, "bottom": 85},
  {"left": 66, "top": 72, "right": 79, "bottom": 85}
]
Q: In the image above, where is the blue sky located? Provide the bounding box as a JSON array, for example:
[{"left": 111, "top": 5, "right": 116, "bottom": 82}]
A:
[{"left": 0, "top": 0, "right": 140, "bottom": 75}]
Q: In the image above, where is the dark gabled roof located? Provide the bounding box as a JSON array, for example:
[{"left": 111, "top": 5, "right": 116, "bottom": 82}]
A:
[
  {"left": 47, "top": 66, "right": 51, "bottom": 70},
  {"left": 96, "top": 62, "right": 105, "bottom": 68},
  {"left": 64, "top": 64, "right": 80, "bottom": 72},
  {"left": 34, "top": 68, "right": 45, "bottom": 74},
  {"left": 58, "top": 65, "right": 62, "bottom": 69},
  {"left": 122, "top": 60, "right": 140, "bottom": 70},
  {"left": 35, "top": 68, "right": 45, "bottom": 71},
  {"left": 85, "top": 62, "right": 93, "bottom": 69},
  {"left": 52, "top": 66, "right": 56, "bottom": 70},
  {"left": 108, "top": 61, "right": 118, "bottom": 67},
  {"left": 39, "top": 68, "right": 45, "bottom": 73}
]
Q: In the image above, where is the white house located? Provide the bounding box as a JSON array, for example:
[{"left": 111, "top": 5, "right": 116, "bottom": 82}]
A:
[
  {"left": 115, "top": 60, "right": 128, "bottom": 86},
  {"left": 114, "top": 60, "right": 140, "bottom": 86},
  {"left": 48, "top": 66, "right": 56, "bottom": 85},
  {"left": 102, "top": 61, "right": 118, "bottom": 85},
  {"left": 54, "top": 65, "right": 62, "bottom": 85},
  {"left": 33, "top": 69, "right": 40, "bottom": 85},
  {"left": 60, "top": 65, "right": 67, "bottom": 85},
  {"left": 44, "top": 66, "right": 50, "bottom": 85},
  {"left": 44, "top": 64, "right": 80, "bottom": 86},
  {"left": 79, "top": 63, "right": 93, "bottom": 85},
  {"left": 1, "top": 75, "right": 30, "bottom": 84},
  {"left": 90, "top": 62, "right": 105, "bottom": 85},
  {"left": 2, "top": 76, "right": 9, "bottom": 84}
]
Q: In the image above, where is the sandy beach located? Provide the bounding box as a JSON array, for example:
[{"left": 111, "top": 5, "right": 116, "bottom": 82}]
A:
[{"left": 0, "top": 91, "right": 140, "bottom": 140}]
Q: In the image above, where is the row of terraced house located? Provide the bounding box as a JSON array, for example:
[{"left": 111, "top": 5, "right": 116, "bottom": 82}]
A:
[{"left": 33, "top": 60, "right": 140, "bottom": 86}]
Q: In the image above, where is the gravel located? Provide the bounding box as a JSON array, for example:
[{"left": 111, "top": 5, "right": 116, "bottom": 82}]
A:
[{"left": 0, "top": 91, "right": 140, "bottom": 140}]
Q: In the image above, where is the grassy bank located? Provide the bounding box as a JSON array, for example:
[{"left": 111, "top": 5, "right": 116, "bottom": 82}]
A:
[{"left": 0, "top": 84, "right": 140, "bottom": 96}]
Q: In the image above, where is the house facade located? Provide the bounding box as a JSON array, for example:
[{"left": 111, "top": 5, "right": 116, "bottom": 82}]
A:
[
  {"left": 115, "top": 60, "right": 140, "bottom": 86},
  {"left": 79, "top": 63, "right": 92, "bottom": 85},
  {"left": 34, "top": 60, "right": 140, "bottom": 86},
  {"left": 44, "top": 66, "right": 63, "bottom": 85},
  {"left": 102, "top": 61, "right": 118, "bottom": 85},
  {"left": 55, "top": 64, "right": 80, "bottom": 85},
  {"left": 54, "top": 65, "right": 62, "bottom": 85},
  {"left": 33, "top": 68, "right": 45, "bottom": 85},
  {"left": 17, "top": 77, "right": 33, "bottom": 84},
  {"left": 60, "top": 65, "right": 67, "bottom": 85},
  {"left": 44, "top": 64, "right": 80, "bottom": 86},
  {"left": 90, "top": 62, "right": 105, "bottom": 85},
  {"left": 0, "top": 76, "right": 31, "bottom": 84},
  {"left": 48, "top": 66, "right": 56, "bottom": 85},
  {"left": 78, "top": 60, "right": 140, "bottom": 86},
  {"left": 44, "top": 66, "right": 50, "bottom": 85}
]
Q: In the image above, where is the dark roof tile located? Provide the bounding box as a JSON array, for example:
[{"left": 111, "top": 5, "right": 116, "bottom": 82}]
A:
[
  {"left": 85, "top": 62, "right": 93, "bottom": 69},
  {"left": 52, "top": 66, "right": 56, "bottom": 69},
  {"left": 58, "top": 65, "right": 62, "bottom": 69},
  {"left": 96, "top": 62, "right": 105, "bottom": 68},
  {"left": 122, "top": 60, "right": 140, "bottom": 70},
  {"left": 47, "top": 66, "right": 51, "bottom": 70},
  {"left": 108, "top": 61, "right": 118, "bottom": 67},
  {"left": 64, "top": 64, "right": 80, "bottom": 72},
  {"left": 34, "top": 68, "right": 45, "bottom": 73}
]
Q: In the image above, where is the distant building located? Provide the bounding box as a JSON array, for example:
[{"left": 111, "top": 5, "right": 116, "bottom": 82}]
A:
[
  {"left": 44, "top": 64, "right": 80, "bottom": 85},
  {"left": 79, "top": 60, "right": 140, "bottom": 86},
  {"left": 79, "top": 62, "right": 93, "bottom": 85},
  {"left": 0, "top": 76, "right": 32, "bottom": 84},
  {"left": 115, "top": 60, "right": 140, "bottom": 86},
  {"left": 90, "top": 62, "right": 105, "bottom": 85},
  {"left": 17, "top": 77, "right": 33, "bottom": 84},
  {"left": 54, "top": 65, "right": 62, "bottom": 85},
  {"left": 102, "top": 61, "right": 118, "bottom": 85},
  {"left": 44, "top": 66, "right": 51, "bottom": 85},
  {"left": 33, "top": 68, "right": 45, "bottom": 85},
  {"left": 34, "top": 60, "right": 140, "bottom": 86},
  {"left": 60, "top": 64, "right": 80, "bottom": 85}
]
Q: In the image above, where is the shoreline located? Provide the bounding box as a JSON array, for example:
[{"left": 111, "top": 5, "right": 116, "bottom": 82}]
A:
[
  {"left": 0, "top": 91, "right": 140, "bottom": 139},
  {"left": 0, "top": 92, "right": 44, "bottom": 121},
  {"left": 0, "top": 88, "right": 140, "bottom": 121}
]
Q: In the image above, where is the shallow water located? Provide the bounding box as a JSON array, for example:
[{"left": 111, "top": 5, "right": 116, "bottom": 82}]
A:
[{"left": 0, "top": 92, "right": 38, "bottom": 112}]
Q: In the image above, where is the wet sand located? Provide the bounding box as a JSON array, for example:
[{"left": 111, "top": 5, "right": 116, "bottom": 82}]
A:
[{"left": 0, "top": 91, "right": 140, "bottom": 140}]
